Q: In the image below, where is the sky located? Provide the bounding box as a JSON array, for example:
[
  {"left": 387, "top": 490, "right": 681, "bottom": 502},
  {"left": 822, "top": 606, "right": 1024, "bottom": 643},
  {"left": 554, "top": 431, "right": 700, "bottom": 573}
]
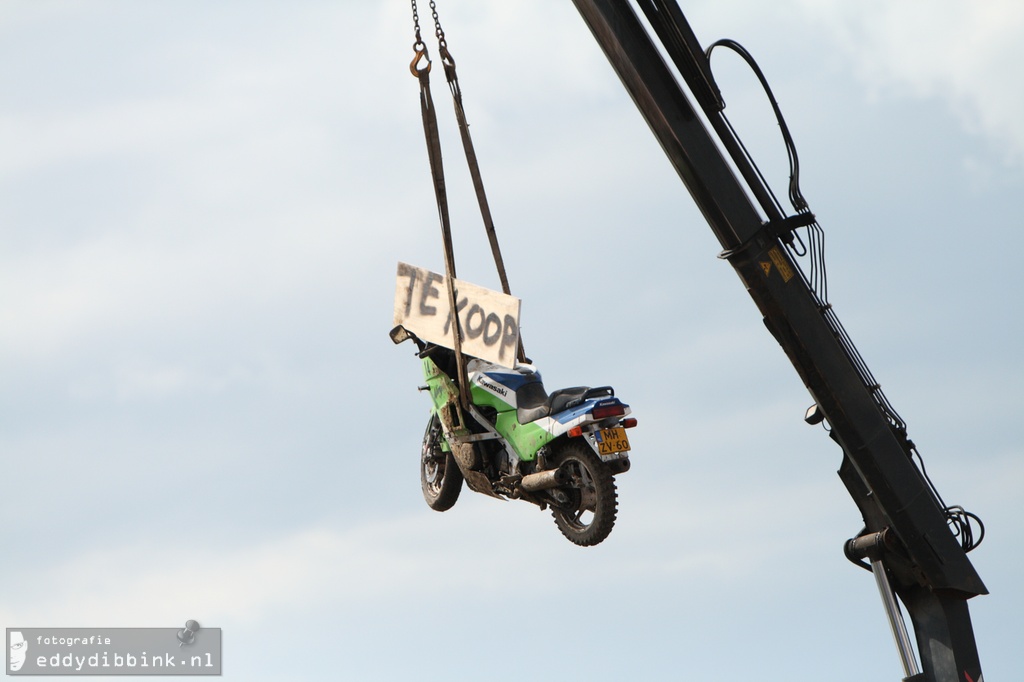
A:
[{"left": 1, "top": 1, "right": 1021, "bottom": 680}]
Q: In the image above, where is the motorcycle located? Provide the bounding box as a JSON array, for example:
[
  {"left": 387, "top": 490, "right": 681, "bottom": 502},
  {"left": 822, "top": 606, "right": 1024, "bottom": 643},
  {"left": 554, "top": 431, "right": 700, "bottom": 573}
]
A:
[{"left": 390, "top": 324, "right": 636, "bottom": 546}]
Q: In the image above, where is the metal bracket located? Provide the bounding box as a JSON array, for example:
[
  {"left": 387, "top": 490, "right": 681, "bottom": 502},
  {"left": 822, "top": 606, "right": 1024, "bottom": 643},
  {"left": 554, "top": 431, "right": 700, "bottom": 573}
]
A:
[{"left": 765, "top": 212, "right": 815, "bottom": 242}]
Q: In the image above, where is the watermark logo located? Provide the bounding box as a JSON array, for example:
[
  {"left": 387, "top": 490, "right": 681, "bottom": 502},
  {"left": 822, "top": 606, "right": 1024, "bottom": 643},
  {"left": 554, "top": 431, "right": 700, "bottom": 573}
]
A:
[
  {"left": 8, "top": 632, "right": 27, "bottom": 672},
  {"left": 6, "top": 623, "right": 221, "bottom": 676}
]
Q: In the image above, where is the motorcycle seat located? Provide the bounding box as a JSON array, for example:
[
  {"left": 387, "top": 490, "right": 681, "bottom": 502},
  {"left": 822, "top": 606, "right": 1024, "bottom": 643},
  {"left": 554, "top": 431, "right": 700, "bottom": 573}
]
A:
[{"left": 517, "top": 385, "right": 590, "bottom": 424}]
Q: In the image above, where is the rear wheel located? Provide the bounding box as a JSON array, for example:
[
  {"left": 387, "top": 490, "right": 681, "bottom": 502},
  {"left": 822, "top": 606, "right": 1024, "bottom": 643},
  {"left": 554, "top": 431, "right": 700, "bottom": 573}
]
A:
[
  {"left": 548, "top": 440, "right": 617, "bottom": 546},
  {"left": 421, "top": 414, "right": 463, "bottom": 511}
]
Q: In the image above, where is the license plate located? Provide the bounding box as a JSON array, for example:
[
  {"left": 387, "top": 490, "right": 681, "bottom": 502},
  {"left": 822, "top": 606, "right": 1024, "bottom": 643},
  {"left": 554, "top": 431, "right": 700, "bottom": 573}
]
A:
[{"left": 596, "top": 427, "right": 630, "bottom": 455}]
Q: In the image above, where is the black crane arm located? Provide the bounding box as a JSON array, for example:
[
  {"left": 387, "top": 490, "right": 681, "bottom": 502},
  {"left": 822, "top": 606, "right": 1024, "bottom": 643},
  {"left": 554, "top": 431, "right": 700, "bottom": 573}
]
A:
[{"left": 568, "top": 2, "right": 987, "bottom": 680}]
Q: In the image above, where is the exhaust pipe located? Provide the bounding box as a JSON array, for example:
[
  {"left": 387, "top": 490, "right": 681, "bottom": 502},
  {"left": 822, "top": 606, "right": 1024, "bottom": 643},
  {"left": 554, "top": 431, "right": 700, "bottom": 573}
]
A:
[{"left": 519, "top": 467, "right": 568, "bottom": 493}]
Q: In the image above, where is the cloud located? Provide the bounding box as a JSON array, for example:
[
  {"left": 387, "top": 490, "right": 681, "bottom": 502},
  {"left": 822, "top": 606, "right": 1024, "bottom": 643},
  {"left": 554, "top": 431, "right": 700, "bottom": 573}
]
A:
[
  {"left": 0, "top": 524, "right": 411, "bottom": 627},
  {"left": 795, "top": 0, "right": 1024, "bottom": 160},
  {"left": 0, "top": 466, "right": 842, "bottom": 628},
  {"left": 0, "top": 4, "right": 420, "bottom": 363},
  {"left": 0, "top": 509, "right": 594, "bottom": 627},
  {"left": 1, "top": 4, "right": 1021, "bottom": 680}
]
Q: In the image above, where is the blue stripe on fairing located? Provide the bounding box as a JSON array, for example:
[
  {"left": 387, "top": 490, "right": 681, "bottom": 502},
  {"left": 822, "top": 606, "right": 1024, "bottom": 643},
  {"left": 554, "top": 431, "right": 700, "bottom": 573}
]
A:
[{"left": 482, "top": 371, "right": 535, "bottom": 391}]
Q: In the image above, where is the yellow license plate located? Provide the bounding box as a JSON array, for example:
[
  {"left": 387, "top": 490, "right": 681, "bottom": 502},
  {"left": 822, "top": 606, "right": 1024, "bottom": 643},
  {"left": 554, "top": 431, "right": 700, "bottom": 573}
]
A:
[{"left": 596, "top": 427, "right": 630, "bottom": 455}]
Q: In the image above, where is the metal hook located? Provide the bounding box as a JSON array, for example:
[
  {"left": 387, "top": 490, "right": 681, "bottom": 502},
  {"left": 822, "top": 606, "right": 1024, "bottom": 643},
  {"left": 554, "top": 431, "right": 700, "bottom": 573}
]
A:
[{"left": 410, "top": 45, "right": 431, "bottom": 77}]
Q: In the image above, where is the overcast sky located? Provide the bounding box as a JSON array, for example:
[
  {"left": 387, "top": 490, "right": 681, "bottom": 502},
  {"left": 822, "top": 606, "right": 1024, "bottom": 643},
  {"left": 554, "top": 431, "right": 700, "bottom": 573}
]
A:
[{"left": 2, "top": 1, "right": 1021, "bottom": 680}]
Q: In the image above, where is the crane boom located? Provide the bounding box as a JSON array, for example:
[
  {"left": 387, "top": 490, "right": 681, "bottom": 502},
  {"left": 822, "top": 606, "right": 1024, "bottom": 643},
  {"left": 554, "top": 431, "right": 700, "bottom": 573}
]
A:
[{"left": 569, "top": 1, "right": 987, "bottom": 680}]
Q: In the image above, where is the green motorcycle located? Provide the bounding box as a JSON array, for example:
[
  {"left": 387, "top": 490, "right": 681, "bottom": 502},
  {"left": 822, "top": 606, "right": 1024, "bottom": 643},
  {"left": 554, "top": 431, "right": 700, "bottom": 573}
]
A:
[{"left": 391, "top": 325, "right": 636, "bottom": 547}]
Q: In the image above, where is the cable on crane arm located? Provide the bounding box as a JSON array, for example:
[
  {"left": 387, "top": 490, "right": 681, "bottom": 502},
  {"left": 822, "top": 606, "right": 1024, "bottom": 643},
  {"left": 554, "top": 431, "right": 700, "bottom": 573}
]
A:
[
  {"left": 911, "top": 447, "right": 986, "bottom": 553},
  {"left": 706, "top": 38, "right": 807, "bottom": 213},
  {"left": 700, "top": 33, "right": 985, "bottom": 554},
  {"left": 701, "top": 37, "right": 833, "bottom": 333},
  {"left": 699, "top": 36, "right": 829, "bottom": 301}
]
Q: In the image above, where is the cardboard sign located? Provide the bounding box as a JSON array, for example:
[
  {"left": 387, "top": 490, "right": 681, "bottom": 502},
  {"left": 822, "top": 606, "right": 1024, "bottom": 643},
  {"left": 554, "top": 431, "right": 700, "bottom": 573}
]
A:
[{"left": 393, "top": 262, "right": 521, "bottom": 366}]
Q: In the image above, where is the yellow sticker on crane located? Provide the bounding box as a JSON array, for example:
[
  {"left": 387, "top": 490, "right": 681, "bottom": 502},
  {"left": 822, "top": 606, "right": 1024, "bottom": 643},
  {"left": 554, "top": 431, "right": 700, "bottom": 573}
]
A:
[{"left": 768, "top": 247, "right": 795, "bottom": 283}]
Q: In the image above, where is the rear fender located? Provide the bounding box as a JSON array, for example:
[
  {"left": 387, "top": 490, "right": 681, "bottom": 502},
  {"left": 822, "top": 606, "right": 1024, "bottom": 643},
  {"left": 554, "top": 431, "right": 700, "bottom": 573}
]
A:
[
  {"left": 578, "top": 430, "right": 631, "bottom": 465},
  {"left": 549, "top": 396, "right": 632, "bottom": 437},
  {"left": 551, "top": 397, "right": 633, "bottom": 466}
]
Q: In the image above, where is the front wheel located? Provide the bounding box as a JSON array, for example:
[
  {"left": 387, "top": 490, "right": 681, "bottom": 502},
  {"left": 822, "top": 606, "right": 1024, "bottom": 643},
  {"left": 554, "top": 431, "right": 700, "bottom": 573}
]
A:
[
  {"left": 421, "top": 414, "right": 463, "bottom": 511},
  {"left": 548, "top": 441, "right": 617, "bottom": 546}
]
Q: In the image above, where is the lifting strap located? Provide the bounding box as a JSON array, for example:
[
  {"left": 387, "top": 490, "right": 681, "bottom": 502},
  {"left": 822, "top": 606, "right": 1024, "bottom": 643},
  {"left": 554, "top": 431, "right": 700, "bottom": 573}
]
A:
[
  {"left": 409, "top": 2, "right": 527, "bottom": 393},
  {"left": 410, "top": 40, "right": 471, "bottom": 411}
]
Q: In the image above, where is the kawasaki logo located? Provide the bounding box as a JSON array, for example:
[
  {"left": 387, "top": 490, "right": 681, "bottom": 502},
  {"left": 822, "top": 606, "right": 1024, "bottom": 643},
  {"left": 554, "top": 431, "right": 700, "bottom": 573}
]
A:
[{"left": 480, "top": 379, "right": 507, "bottom": 397}]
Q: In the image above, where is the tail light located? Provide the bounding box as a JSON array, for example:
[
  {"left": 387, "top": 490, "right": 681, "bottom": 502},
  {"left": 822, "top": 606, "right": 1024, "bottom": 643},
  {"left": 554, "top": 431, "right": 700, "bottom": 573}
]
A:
[{"left": 591, "top": 403, "right": 625, "bottom": 420}]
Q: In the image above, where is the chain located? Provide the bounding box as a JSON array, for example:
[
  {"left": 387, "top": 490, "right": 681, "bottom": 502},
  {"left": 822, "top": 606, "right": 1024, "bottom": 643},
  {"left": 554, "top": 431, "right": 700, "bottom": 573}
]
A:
[
  {"left": 411, "top": 0, "right": 446, "bottom": 51},
  {"left": 411, "top": 0, "right": 424, "bottom": 48},
  {"left": 407, "top": 0, "right": 525, "bottom": 363}
]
